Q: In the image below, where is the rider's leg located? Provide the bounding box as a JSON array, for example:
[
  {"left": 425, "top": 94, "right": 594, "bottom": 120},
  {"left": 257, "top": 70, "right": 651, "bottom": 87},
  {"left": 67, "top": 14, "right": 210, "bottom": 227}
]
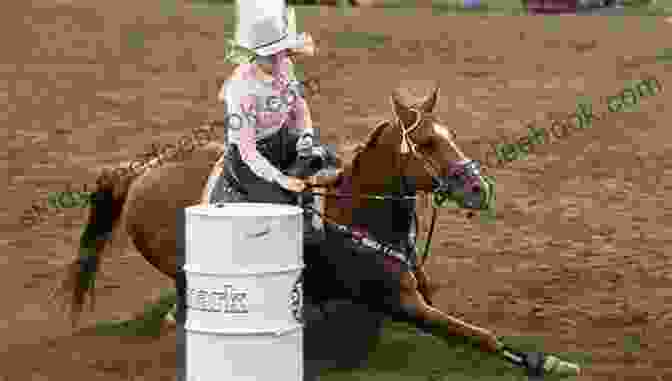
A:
[{"left": 227, "top": 143, "right": 298, "bottom": 204}]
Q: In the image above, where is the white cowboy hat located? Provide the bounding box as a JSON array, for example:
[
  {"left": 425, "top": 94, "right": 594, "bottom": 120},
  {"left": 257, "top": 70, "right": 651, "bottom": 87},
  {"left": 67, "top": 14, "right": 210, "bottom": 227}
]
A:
[{"left": 235, "top": 0, "right": 306, "bottom": 57}]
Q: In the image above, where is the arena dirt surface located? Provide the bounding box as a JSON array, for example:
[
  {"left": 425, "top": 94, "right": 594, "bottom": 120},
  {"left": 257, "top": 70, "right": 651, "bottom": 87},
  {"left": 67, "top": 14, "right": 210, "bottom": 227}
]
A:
[{"left": 2, "top": 1, "right": 672, "bottom": 379}]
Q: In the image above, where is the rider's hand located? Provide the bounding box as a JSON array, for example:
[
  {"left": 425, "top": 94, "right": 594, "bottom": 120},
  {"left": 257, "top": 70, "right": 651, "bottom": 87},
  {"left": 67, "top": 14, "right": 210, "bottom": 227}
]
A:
[
  {"left": 285, "top": 177, "right": 307, "bottom": 193},
  {"left": 309, "top": 169, "right": 343, "bottom": 187}
]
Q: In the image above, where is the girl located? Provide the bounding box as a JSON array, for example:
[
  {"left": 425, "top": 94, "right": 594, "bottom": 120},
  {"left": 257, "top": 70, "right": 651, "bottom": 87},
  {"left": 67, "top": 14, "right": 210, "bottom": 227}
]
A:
[{"left": 207, "top": 1, "right": 321, "bottom": 205}]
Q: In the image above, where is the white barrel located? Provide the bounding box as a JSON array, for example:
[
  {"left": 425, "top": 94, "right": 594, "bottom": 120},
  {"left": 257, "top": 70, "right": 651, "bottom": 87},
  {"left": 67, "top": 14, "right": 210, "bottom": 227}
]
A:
[{"left": 184, "top": 203, "right": 304, "bottom": 381}]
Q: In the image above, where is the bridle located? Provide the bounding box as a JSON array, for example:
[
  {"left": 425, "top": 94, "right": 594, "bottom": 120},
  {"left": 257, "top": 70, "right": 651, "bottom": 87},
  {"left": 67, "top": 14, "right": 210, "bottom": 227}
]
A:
[
  {"left": 304, "top": 104, "right": 483, "bottom": 271},
  {"left": 394, "top": 106, "right": 471, "bottom": 269}
]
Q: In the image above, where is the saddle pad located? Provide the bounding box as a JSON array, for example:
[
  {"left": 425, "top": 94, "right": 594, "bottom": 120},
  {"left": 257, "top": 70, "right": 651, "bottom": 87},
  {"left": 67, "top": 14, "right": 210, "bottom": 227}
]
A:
[{"left": 203, "top": 149, "right": 246, "bottom": 204}]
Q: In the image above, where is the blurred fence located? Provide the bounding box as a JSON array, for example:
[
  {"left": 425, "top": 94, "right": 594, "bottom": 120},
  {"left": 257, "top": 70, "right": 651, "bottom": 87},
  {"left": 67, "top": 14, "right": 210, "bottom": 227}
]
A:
[{"left": 196, "top": 0, "right": 657, "bottom": 8}]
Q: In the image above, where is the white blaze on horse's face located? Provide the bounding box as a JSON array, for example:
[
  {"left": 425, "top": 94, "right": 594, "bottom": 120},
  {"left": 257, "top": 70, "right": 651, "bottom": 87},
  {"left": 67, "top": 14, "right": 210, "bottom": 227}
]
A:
[{"left": 432, "top": 122, "right": 470, "bottom": 163}]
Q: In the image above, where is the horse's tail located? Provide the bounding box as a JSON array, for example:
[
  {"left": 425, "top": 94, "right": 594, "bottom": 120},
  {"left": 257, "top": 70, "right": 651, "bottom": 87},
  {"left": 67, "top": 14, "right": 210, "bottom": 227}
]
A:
[{"left": 57, "top": 167, "right": 134, "bottom": 327}]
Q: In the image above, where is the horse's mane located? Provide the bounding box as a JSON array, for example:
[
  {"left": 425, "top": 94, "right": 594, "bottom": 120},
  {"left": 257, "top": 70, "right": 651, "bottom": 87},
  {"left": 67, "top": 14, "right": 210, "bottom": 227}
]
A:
[
  {"left": 349, "top": 95, "right": 448, "bottom": 175},
  {"left": 349, "top": 119, "right": 392, "bottom": 175},
  {"left": 347, "top": 98, "right": 431, "bottom": 175}
]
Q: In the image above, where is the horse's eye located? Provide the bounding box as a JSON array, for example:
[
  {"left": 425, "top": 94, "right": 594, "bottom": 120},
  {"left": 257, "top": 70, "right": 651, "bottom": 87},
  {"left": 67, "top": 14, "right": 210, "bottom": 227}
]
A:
[{"left": 419, "top": 140, "right": 435, "bottom": 150}]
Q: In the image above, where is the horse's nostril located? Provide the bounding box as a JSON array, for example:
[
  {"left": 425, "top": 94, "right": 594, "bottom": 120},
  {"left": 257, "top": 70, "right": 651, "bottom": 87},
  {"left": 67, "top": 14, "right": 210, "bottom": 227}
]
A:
[{"left": 472, "top": 186, "right": 481, "bottom": 193}]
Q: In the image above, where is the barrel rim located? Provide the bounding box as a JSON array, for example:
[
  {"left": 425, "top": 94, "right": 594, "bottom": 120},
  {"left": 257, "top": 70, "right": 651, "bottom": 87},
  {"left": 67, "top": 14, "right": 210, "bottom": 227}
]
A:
[
  {"left": 185, "top": 322, "right": 303, "bottom": 337},
  {"left": 183, "top": 263, "right": 304, "bottom": 276},
  {"left": 185, "top": 203, "right": 303, "bottom": 217}
]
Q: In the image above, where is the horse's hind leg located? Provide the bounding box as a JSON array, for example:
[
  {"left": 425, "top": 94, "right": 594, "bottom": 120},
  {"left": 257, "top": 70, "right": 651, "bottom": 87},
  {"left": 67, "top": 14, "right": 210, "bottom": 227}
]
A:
[{"left": 398, "top": 271, "right": 502, "bottom": 354}]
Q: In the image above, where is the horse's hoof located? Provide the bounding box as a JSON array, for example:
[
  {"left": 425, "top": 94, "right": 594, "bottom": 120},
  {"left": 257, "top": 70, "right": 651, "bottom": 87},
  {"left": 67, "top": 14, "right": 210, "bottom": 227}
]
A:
[
  {"left": 500, "top": 347, "right": 581, "bottom": 378},
  {"left": 541, "top": 353, "right": 581, "bottom": 377},
  {"left": 414, "top": 327, "right": 434, "bottom": 337}
]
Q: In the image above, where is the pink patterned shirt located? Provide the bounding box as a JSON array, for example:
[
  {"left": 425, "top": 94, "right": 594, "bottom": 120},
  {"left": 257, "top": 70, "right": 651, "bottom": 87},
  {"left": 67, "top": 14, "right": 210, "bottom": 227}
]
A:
[{"left": 220, "top": 52, "right": 313, "bottom": 189}]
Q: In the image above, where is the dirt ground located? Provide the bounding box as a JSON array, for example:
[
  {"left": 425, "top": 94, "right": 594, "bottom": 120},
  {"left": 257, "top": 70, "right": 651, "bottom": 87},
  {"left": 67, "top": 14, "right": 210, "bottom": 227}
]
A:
[{"left": 2, "top": 0, "right": 671, "bottom": 379}]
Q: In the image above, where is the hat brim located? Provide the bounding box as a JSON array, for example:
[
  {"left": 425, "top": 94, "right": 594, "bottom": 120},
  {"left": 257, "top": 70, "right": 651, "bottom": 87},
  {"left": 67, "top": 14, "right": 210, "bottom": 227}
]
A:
[
  {"left": 254, "top": 6, "right": 301, "bottom": 56},
  {"left": 253, "top": 32, "right": 306, "bottom": 56}
]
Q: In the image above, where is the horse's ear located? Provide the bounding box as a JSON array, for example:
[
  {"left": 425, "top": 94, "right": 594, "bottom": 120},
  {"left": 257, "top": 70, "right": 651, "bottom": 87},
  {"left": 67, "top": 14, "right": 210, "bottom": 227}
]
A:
[
  {"left": 390, "top": 91, "right": 416, "bottom": 128},
  {"left": 419, "top": 83, "right": 439, "bottom": 113}
]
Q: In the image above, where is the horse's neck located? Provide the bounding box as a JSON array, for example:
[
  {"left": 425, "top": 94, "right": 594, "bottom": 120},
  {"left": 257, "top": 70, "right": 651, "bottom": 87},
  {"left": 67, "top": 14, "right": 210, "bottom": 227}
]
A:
[
  {"left": 324, "top": 121, "right": 415, "bottom": 244},
  {"left": 331, "top": 172, "right": 416, "bottom": 244}
]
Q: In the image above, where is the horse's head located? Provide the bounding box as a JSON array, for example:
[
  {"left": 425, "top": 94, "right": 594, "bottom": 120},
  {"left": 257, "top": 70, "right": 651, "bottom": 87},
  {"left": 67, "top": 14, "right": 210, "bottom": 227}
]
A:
[
  {"left": 391, "top": 85, "right": 494, "bottom": 211},
  {"left": 353, "top": 84, "right": 494, "bottom": 213},
  {"left": 395, "top": 85, "right": 496, "bottom": 211}
]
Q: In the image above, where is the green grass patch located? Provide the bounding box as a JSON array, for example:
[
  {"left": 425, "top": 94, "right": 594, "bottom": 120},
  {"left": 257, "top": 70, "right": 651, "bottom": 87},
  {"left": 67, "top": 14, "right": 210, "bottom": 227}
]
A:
[
  {"left": 347, "top": 0, "right": 525, "bottom": 15},
  {"left": 430, "top": 3, "right": 525, "bottom": 16},
  {"left": 159, "top": 0, "right": 178, "bottom": 17},
  {"left": 542, "top": 17, "right": 563, "bottom": 34},
  {"left": 416, "top": 239, "right": 431, "bottom": 259},
  {"left": 89, "top": 304, "right": 589, "bottom": 380},
  {"left": 329, "top": 30, "right": 391, "bottom": 49},
  {"left": 618, "top": 5, "right": 672, "bottom": 15},
  {"left": 86, "top": 284, "right": 590, "bottom": 380},
  {"left": 607, "top": 16, "right": 626, "bottom": 33},
  {"left": 322, "top": 320, "right": 589, "bottom": 380},
  {"left": 126, "top": 31, "right": 145, "bottom": 49},
  {"left": 623, "top": 333, "right": 642, "bottom": 353},
  {"left": 91, "top": 289, "right": 177, "bottom": 337},
  {"left": 187, "top": 1, "right": 236, "bottom": 20},
  {"left": 635, "top": 17, "right": 659, "bottom": 34},
  {"left": 430, "top": 3, "right": 491, "bottom": 16},
  {"left": 184, "top": 0, "right": 527, "bottom": 17},
  {"left": 656, "top": 47, "right": 672, "bottom": 62},
  {"left": 185, "top": 0, "right": 671, "bottom": 16}
]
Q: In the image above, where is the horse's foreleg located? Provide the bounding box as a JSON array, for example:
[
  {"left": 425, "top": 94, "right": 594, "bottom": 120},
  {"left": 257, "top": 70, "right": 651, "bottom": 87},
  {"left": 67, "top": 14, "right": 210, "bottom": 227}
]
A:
[
  {"left": 414, "top": 266, "right": 440, "bottom": 306},
  {"left": 399, "top": 271, "right": 502, "bottom": 354},
  {"left": 398, "top": 273, "right": 582, "bottom": 376}
]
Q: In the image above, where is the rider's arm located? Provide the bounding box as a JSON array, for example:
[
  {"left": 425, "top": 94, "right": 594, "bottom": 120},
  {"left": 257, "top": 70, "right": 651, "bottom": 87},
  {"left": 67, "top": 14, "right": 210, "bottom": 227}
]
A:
[
  {"left": 225, "top": 88, "right": 291, "bottom": 190},
  {"left": 279, "top": 56, "right": 315, "bottom": 157}
]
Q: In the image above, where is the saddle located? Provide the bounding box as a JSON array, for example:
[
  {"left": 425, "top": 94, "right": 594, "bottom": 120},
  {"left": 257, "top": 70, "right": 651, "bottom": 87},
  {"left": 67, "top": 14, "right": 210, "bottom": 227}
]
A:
[{"left": 203, "top": 140, "right": 340, "bottom": 246}]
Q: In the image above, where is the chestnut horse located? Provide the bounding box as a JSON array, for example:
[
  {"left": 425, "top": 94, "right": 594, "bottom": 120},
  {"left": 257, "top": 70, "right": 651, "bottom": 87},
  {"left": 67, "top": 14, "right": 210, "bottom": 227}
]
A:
[{"left": 55, "top": 84, "right": 579, "bottom": 377}]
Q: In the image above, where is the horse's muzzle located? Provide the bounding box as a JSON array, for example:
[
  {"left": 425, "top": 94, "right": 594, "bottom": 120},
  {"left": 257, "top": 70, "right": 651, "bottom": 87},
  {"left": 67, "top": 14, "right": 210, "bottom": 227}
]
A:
[{"left": 432, "top": 160, "right": 489, "bottom": 210}]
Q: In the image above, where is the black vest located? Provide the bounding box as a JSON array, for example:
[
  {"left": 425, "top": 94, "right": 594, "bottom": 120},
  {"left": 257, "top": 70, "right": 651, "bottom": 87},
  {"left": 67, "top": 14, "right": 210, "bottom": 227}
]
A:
[{"left": 225, "top": 125, "right": 299, "bottom": 204}]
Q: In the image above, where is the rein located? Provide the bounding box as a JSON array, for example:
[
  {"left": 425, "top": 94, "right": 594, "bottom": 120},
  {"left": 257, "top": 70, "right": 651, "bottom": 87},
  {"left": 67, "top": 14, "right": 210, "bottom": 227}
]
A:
[
  {"left": 395, "top": 107, "right": 447, "bottom": 270},
  {"left": 299, "top": 186, "right": 439, "bottom": 270},
  {"left": 301, "top": 189, "right": 416, "bottom": 201},
  {"left": 301, "top": 106, "right": 454, "bottom": 271},
  {"left": 300, "top": 198, "right": 414, "bottom": 269}
]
